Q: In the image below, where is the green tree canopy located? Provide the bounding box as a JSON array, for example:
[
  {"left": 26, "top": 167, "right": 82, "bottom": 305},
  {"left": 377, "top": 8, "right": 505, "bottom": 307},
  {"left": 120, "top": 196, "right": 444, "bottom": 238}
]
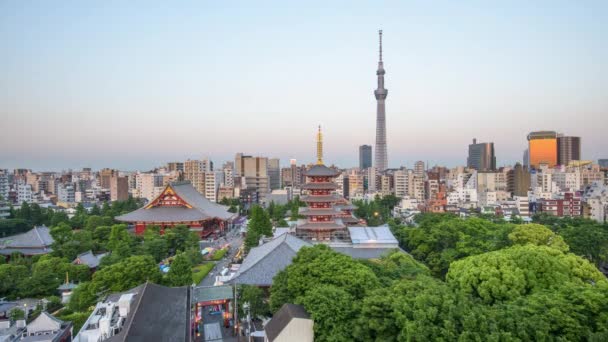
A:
[
  {"left": 508, "top": 223, "right": 569, "bottom": 252},
  {"left": 91, "top": 255, "right": 162, "bottom": 295},
  {"left": 446, "top": 245, "right": 606, "bottom": 304},
  {"left": 166, "top": 252, "right": 193, "bottom": 287}
]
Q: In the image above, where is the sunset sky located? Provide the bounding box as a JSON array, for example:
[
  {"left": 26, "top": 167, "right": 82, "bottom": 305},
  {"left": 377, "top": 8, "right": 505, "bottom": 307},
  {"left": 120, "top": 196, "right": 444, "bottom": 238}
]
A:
[{"left": 1, "top": 0, "right": 607, "bottom": 171}]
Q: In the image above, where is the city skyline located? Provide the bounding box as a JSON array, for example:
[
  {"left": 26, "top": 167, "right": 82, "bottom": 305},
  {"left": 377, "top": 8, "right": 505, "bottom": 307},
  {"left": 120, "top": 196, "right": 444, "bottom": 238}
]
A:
[{"left": 1, "top": 1, "right": 607, "bottom": 170}]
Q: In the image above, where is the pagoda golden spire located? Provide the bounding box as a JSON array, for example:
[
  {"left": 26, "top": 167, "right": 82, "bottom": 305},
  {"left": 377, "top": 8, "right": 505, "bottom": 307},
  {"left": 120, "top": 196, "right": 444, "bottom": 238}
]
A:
[{"left": 316, "top": 125, "right": 323, "bottom": 165}]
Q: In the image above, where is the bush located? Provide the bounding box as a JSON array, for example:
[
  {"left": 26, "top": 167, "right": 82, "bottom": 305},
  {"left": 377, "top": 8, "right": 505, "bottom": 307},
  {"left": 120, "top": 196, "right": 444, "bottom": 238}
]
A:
[
  {"left": 192, "top": 263, "right": 215, "bottom": 284},
  {"left": 212, "top": 248, "right": 228, "bottom": 261},
  {"left": 58, "top": 310, "right": 93, "bottom": 334}
]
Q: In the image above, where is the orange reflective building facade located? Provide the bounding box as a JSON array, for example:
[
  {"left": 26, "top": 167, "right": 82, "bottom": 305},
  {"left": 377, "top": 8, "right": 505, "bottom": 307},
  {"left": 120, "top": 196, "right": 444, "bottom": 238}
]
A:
[{"left": 528, "top": 131, "right": 558, "bottom": 168}]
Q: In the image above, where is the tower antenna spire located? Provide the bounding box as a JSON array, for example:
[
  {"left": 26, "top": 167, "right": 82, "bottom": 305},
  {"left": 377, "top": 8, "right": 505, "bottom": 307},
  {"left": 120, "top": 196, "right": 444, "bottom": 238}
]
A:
[
  {"left": 379, "top": 29, "right": 383, "bottom": 62},
  {"left": 316, "top": 125, "right": 323, "bottom": 165}
]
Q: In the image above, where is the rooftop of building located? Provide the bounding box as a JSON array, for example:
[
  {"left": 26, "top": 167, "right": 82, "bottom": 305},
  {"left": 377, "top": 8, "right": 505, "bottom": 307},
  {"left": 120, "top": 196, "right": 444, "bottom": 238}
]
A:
[
  {"left": 230, "top": 233, "right": 312, "bottom": 286},
  {"left": 303, "top": 164, "right": 340, "bottom": 177},
  {"left": 0, "top": 226, "right": 53, "bottom": 256},
  {"left": 265, "top": 304, "right": 311, "bottom": 342},
  {"left": 115, "top": 181, "right": 235, "bottom": 223}
]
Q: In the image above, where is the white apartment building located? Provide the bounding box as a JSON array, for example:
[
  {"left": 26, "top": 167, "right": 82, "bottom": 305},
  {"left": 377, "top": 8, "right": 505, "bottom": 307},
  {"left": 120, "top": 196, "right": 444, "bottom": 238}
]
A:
[
  {"left": 57, "top": 183, "right": 75, "bottom": 203},
  {"left": 0, "top": 169, "right": 9, "bottom": 200},
  {"left": 204, "top": 171, "right": 222, "bottom": 202},
  {"left": 136, "top": 173, "right": 165, "bottom": 201},
  {"left": 393, "top": 169, "right": 409, "bottom": 198},
  {"left": 334, "top": 173, "right": 345, "bottom": 197},
  {"left": 552, "top": 171, "right": 581, "bottom": 192},
  {"left": 367, "top": 167, "right": 378, "bottom": 192},
  {"left": 17, "top": 182, "right": 33, "bottom": 204},
  {"left": 514, "top": 196, "right": 530, "bottom": 217},
  {"left": 478, "top": 191, "right": 497, "bottom": 207}
]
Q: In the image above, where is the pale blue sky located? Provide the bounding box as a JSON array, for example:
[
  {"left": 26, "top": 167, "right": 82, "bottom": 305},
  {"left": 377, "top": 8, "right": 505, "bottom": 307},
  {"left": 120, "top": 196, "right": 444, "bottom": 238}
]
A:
[{"left": 1, "top": 0, "right": 607, "bottom": 171}]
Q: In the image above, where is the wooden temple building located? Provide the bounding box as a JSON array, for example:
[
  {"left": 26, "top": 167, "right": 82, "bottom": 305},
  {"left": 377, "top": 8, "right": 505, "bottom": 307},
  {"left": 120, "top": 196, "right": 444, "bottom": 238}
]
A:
[
  {"left": 116, "top": 181, "right": 236, "bottom": 238},
  {"left": 296, "top": 126, "right": 361, "bottom": 242}
]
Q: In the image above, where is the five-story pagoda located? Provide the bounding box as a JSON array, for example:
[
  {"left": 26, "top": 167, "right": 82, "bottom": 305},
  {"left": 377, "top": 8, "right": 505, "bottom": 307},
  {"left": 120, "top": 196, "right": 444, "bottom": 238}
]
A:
[{"left": 296, "top": 126, "right": 350, "bottom": 242}]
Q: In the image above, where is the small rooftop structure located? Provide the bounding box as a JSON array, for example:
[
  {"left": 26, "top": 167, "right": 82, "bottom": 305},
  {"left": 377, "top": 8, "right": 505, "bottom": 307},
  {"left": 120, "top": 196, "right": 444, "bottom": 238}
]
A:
[
  {"left": 74, "top": 282, "right": 190, "bottom": 342},
  {"left": 73, "top": 250, "right": 107, "bottom": 269},
  {"left": 265, "top": 304, "right": 313, "bottom": 342},
  {"left": 20, "top": 311, "right": 72, "bottom": 342},
  {"left": 0, "top": 226, "right": 53, "bottom": 256},
  {"left": 191, "top": 285, "right": 233, "bottom": 304},
  {"left": 230, "top": 234, "right": 311, "bottom": 286},
  {"left": 347, "top": 226, "right": 399, "bottom": 247}
]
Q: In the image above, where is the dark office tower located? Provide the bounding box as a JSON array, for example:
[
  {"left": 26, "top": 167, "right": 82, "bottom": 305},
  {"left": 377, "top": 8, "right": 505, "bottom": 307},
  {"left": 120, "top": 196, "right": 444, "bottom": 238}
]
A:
[
  {"left": 507, "top": 163, "right": 531, "bottom": 197},
  {"left": 557, "top": 136, "right": 581, "bottom": 166},
  {"left": 359, "top": 145, "right": 372, "bottom": 170},
  {"left": 467, "top": 138, "right": 496, "bottom": 171},
  {"left": 599, "top": 159, "right": 608, "bottom": 169}
]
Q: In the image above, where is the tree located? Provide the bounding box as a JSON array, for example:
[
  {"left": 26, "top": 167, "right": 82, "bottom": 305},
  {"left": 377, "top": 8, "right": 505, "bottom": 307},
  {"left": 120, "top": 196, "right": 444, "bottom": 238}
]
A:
[
  {"left": 0, "top": 264, "right": 29, "bottom": 298},
  {"left": 360, "top": 250, "right": 429, "bottom": 286},
  {"left": 508, "top": 223, "right": 569, "bottom": 252},
  {"left": 84, "top": 215, "right": 113, "bottom": 231},
  {"left": 393, "top": 214, "right": 513, "bottom": 277},
  {"left": 142, "top": 226, "right": 169, "bottom": 262},
  {"left": 166, "top": 252, "right": 193, "bottom": 286},
  {"left": 16, "top": 201, "right": 31, "bottom": 222},
  {"left": 446, "top": 245, "right": 606, "bottom": 304},
  {"left": 20, "top": 256, "right": 90, "bottom": 298},
  {"left": 67, "top": 281, "right": 98, "bottom": 312},
  {"left": 297, "top": 285, "right": 357, "bottom": 342},
  {"left": 9, "top": 308, "right": 25, "bottom": 320},
  {"left": 92, "top": 255, "right": 162, "bottom": 294},
  {"left": 50, "top": 211, "right": 69, "bottom": 227},
  {"left": 239, "top": 285, "right": 270, "bottom": 319},
  {"left": 244, "top": 206, "right": 273, "bottom": 251},
  {"left": 164, "top": 225, "right": 199, "bottom": 253},
  {"left": 270, "top": 245, "right": 380, "bottom": 309}
]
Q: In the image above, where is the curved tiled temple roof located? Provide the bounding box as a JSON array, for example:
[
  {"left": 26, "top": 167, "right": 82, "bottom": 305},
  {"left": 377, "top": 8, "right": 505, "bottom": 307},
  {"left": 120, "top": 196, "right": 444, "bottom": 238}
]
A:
[
  {"left": 230, "top": 234, "right": 311, "bottom": 286},
  {"left": 0, "top": 226, "right": 53, "bottom": 256},
  {"left": 299, "top": 208, "right": 340, "bottom": 216},
  {"left": 300, "top": 195, "right": 341, "bottom": 203},
  {"left": 303, "top": 164, "right": 340, "bottom": 177},
  {"left": 300, "top": 182, "right": 339, "bottom": 190},
  {"left": 115, "top": 181, "right": 235, "bottom": 223}
]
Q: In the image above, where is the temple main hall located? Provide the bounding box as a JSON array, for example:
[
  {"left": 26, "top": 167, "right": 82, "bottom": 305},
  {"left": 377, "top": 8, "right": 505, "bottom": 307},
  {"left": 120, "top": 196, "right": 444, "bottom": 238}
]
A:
[{"left": 116, "top": 181, "right": 236, "bottom": 238}]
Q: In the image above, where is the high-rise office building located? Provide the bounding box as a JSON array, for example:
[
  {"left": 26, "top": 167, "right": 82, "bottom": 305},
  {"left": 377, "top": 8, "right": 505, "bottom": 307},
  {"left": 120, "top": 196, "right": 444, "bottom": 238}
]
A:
[
  {"left": 166, "top": 162, "right": 184, "bottom": 172},
  {"left": 0, "top": 169, "right": 8, "bottom": 201},
  {"left": 599, "top": 159, "right": 608, "bottom": 169},
  {"left": 110, "top": 175, "right": 129, "bottom": 201},
  {"left": 184, "top": 159, "right": 207, "bottom": 194},
  {"left": 557, "top": 136, "right": 581, "bottom": 166},
  {"left": 374, "top": 30, "right": 388, "bottom": 171},
  {"left": 99, "top": 168, "right": 116, "bottom": 189},
  {"left": 414, "top": 161, "right": 425, "bottom": 178},
  {"left": 359, "top": 145, "right": 372, "bottom": 170},
  {"left": 467, "top": 138, "right": 496, "bottom": 171},
  {"left": 507, "top": 163, "right": 530, "bottom": 197},
  {"left": 523, "top": 149, "right": 529, "bottom": 169},
  {"left": 528, "top": 131, "right": 558, "bottom": 169},
  {"left": 268, "top": 158, "right": 281, "bottom": 190},
  {"left": 234, "top": 153, "right": 269, "bottom": 197}
]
